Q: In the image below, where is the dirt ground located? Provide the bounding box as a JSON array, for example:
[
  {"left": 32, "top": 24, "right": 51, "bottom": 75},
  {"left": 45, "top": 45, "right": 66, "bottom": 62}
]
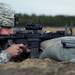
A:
[
  {"left": 42, "top": 27, "right": 65, "bottom": 32},
  {"left": 43, "top": 27, "right": 75, "bottom": 35},
  {"left": 0, "top": 59, "right": 75, "bottom": 75}
]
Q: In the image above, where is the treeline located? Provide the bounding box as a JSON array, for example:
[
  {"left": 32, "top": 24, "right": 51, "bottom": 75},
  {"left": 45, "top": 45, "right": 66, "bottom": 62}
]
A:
[{"left": 14, "top": 13, "right": 75, "bottom": 27}]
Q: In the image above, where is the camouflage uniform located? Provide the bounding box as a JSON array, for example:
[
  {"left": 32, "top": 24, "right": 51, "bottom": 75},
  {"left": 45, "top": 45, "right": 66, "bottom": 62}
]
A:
[
  {"left": 0, "top": 3, "right": 14, "bottom": 27},
  {"left": 40, "top": 36, "right": 75, "bottom": 62},
  {"left": 0, "top": 3, "right": 14, "bottom": 63},
  {"left": 0, "top": 50, "right": 12, "bottom": 63}
]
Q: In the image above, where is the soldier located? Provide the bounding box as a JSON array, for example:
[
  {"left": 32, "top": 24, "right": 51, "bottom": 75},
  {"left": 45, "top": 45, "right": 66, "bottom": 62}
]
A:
[{"left": 0, "top": 3, "right": 28, "bottom": 63}]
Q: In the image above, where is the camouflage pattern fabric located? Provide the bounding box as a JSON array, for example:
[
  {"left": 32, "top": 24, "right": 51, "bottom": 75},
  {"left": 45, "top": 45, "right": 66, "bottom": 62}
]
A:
[
  {"left": 0, "top": 50, "right": 11, "bottom": 63},
  {"left": 0, "top": 3, "right": 14, "bottom": 27}
]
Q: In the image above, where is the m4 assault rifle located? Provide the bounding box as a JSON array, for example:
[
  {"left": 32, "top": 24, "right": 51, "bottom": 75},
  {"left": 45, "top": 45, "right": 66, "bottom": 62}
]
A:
[{"left": 0, "top": 24, "right": 65, "bottom": 60}]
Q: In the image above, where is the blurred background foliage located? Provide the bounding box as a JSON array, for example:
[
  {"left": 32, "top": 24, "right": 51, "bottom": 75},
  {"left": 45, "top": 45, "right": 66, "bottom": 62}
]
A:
[{"left": 14, "top": 13, "right": 75, "bottom": 27}]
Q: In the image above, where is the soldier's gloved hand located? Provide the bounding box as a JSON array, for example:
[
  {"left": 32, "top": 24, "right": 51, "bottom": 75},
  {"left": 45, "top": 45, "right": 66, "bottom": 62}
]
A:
[{"left": 5, "top": 44, "right": 26, "bottom": 57}]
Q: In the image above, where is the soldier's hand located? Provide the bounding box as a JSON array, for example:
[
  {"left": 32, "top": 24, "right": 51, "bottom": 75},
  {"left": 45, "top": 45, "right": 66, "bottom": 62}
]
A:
[{"left": 5, "top": 44, "right": 26, "bottom": 57}]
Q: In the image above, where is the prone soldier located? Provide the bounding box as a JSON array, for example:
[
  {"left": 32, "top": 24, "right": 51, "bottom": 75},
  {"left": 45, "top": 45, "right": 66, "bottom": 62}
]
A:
[{"left": 0, "top": 3, "right": 29, "bottom": 63}]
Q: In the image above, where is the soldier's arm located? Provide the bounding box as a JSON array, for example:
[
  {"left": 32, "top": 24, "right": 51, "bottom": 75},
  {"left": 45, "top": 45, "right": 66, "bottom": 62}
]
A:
[
  {"left": 0, "top": 44, "right": 25, "bottom": 64},
  {"left": 0, "top": 50, "right": 11, "bottom": 64}
]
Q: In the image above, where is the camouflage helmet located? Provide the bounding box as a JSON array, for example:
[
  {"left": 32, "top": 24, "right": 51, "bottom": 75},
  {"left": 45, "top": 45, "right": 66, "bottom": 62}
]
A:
[{"left": 0, "top": 3, "right": 14, "bottom": 27}]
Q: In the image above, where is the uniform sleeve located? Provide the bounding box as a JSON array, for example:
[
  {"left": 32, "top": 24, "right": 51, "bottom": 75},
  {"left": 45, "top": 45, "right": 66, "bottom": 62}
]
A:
[{"left": 0, "top": 50, "right": 12, "bottom": 64}]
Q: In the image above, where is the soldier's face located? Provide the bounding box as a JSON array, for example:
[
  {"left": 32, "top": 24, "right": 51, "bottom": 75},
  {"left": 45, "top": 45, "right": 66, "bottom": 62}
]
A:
[{"left": 0, "top": 27, "right": 14, "bottom": 35}]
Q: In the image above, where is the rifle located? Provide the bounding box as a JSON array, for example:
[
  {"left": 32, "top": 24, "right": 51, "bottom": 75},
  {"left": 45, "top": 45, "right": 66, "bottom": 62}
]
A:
[{"left": 0, "top": 24, "right": 65, "bottom": 60}]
